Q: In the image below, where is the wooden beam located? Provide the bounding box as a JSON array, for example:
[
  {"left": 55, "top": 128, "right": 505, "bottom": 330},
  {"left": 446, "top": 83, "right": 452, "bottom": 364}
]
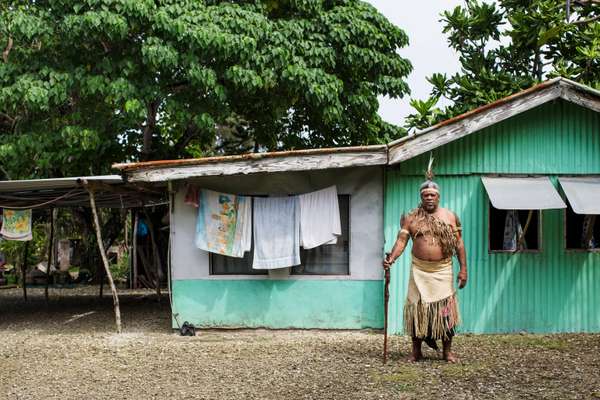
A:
[
  {"left": 124, "top": 151, "right": 388, "bottom": 182},
  {"left": 559, "top": 84, "right": 600, "bottom": 113},
  {"left": 388, "top": 85, "right": 562, "bottom": 165},
  {"left": 86, "top": 185, "right": 122, "bottom": 333}
]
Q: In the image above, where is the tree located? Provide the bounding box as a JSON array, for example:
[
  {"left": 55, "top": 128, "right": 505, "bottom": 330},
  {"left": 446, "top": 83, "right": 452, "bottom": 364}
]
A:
[
  {"left": 405, "top": 0, "right": 600, "bottom": 131},
  {"left": 0, "top": 0, "right": 412, "bottom": 180}
]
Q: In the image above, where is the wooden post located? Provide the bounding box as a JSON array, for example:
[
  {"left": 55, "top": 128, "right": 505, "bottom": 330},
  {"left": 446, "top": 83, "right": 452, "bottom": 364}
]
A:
[
  {"left": 143, "top": 210, "right": 162, "bottom": 300},
  {"left": 86, "top": 186, "right": 122, "bottom": 333},
  {"left": 132, "top": 211, "right": 139, "bottom": 289},
  {"left": 99, "top": 257, "right": 104, "bottom": 298},
  {"left": 21, "top": 241, "right": 30, "bottom": 301},
  {"left": 45, "top": 209, "right": 56, "bottom": 302}
]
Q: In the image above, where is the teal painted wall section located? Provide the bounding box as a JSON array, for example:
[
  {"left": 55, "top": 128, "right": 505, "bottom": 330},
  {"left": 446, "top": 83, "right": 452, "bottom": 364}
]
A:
[
  {"left": 385, "top": 101, "right": 600, "bottom": 334},
  {"left": 172, "top": 280, "right": 383, "bottom": 329},
  {"left": 397, "top": 100, "right": 600, "bottom": 175}
]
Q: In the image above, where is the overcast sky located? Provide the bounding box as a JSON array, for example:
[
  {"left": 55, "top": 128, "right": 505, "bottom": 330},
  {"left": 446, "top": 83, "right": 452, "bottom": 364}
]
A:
[{"left": 365, "top": 0, "right": 464, "bottom": 126}]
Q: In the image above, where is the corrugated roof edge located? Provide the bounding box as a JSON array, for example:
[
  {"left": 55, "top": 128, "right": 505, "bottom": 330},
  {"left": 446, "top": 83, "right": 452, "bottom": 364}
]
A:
[
  {"left": 388, "top": 77, "right": 600, "bottom": 148},
  {"left": 0, "top": 175, "right": 123, "bottom": 192},
  {"left": 112, "top": 144, "right": 388, "bottom": 172}
]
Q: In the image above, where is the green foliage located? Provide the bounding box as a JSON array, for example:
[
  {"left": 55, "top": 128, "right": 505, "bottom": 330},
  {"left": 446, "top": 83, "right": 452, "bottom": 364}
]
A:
[
  {"left": 405, "top": 0, "right": 600, "bottom": 131},
  {"left": 0, "top": 0, "right": 411, "bottom": 179},
  {"left": 109, "top": 250, "right": 129, "bottom": 283},
  {"left": 0, "top": 218, "right": 48, "bottom": 267}
]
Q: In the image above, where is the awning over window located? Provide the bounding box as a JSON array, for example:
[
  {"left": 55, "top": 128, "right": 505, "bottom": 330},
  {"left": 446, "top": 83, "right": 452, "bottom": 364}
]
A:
[
  {"left": 558, "top": 177, "right": 600, "bottom": 215},
  {"left": 481, "top": 177, "right": 566, "bottom": 210}
]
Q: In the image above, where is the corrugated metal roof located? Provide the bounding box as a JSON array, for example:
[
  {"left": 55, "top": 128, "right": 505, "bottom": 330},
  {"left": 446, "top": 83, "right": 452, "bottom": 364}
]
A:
[
  {"left": 388, "top": 78, "right": 600, "bottom": 165},
  {"left": 113, "top": 145, "right": 388, "bottom": 172},
  {"left": 0, "top": 175, "right": 164, "bottom": 209},
  {"left": 0, "top": 175, "right": 122, "bottom": 191}
]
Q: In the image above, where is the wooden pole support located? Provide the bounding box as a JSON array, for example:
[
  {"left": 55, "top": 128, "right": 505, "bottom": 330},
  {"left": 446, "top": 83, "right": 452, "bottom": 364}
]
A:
[
  {"left": 45, "top": 209, "right": 56, "bottom": 302},
  {"left": 133, "top": 212, "right": 139, "bottom": 289},
  {"left": 21, "top": 241, "right": 30, "bottom": 301},
  {"left": 85, "top": 185, "right": 122, "bottom": 333}
]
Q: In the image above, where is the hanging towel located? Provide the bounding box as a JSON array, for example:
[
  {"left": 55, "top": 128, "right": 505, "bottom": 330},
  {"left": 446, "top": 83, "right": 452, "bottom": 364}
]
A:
[
  {"left": 252, "top": 196, "right": 300, "bottom": 269},
  {"left": 298, "top": 186, "right": 341, "bottom": 249},
  {"left": 195, "top": 189, "right": 252, "bottom": 258},
  {"left": 1, "top": 209, "right": 33, "bottom": 241}
]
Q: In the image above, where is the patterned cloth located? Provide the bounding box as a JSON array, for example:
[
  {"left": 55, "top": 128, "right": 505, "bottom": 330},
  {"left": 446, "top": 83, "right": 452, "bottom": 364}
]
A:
[
  {"left": 1, "top": 209, "right": 33, "bottom": 241},
  {"left": 194, "top": 190, "right": 251, "bottom": 258}
]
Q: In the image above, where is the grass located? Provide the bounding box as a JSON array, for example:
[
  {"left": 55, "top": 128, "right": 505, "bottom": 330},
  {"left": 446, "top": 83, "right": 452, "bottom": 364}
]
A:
[{"left": 370, "top": 365, "right": 423, "bottom": 391}]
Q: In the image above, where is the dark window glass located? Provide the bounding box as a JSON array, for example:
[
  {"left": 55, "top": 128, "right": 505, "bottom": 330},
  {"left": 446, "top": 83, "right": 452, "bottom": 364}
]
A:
[
  {"left": 292, "top": 195, "right": 350, "bottom": 275},
  {"left": 565, "top": 205, "right": 599, "bottom": 250},
  {"left": 489, "top": 204, "right": 540, "bottom": 252}
]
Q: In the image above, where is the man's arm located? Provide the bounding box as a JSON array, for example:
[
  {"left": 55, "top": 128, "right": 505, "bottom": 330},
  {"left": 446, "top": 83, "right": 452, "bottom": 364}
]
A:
[
  {"left": 383, "top": 214, "right": 411, "bottom": 270},
  {"left": 454, "top": 213, "right": 468, "bottom": 289}
]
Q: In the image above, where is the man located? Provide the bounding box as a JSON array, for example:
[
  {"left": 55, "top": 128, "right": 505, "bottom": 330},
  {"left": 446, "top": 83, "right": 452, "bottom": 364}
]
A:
[{"left": 383, "top": 179, "right": 468, "bottom": 363}]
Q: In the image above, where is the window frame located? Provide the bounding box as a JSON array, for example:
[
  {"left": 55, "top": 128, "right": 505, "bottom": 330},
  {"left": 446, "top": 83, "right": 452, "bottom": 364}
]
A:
[
  {"left": 487, "top": 201, "right": 543, "bottom": 254},
  {"left": 291, "top": 194, "right": 351, "bottom": 276},
  {"left": 209, "top": 194, "right": 351, "bottom": 276},
  {"left": 563, "top": 207, "right": 600, "bottom": 253}
]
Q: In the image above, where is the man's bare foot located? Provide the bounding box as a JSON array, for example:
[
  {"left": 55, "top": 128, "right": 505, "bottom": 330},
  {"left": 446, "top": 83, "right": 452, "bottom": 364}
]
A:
[
  {"left": 443, "top": 352, "right": 459, "bottom": 363},
  {"left": 406, "top": 352, "right": 423, "bottom": 362}
]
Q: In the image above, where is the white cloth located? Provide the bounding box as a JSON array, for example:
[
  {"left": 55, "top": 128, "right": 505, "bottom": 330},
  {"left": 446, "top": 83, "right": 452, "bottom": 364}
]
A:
[
  {"left": 298, "top": 186, "right": 341, "bottom": 249},
  {"left": 232, "top": 196, "right": 252, "bottom": 256},
  {"left": 252, "top": 196, "right": 300, "bottom": 269}
]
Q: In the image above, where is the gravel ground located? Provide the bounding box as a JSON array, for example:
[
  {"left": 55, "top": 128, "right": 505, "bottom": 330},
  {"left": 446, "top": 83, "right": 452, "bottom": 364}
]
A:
[{"left": 1, "top": 286, "right": 599, "bottom": 400}]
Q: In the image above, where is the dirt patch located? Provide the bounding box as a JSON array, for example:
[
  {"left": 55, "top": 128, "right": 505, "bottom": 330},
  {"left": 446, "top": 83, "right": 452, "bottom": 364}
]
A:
[{"left": 1, "top": 287, "right": 599, "bottom": 399}]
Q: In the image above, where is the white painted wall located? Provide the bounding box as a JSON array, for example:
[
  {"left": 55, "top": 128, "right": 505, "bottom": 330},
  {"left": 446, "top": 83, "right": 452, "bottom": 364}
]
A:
[{"left": 170, "top": 166, "right": 384, "bottom": 281}]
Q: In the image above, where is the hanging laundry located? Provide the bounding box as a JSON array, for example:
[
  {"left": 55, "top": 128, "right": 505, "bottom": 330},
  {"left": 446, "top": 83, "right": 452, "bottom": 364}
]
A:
[
  {"left": 581, "top": 215, "right": 597, "bottom": 249},
  {"left": 252, "top": 196, "right": 300, "bottom": 269},
  {"left": 502, "top": 210, "right": 525, "bottom": 251},
  {"left": 195, "top": 189, "right": 251, "bottom": 258},
  {"left": 137, "top": 218, "right": 149, "bottom": 237},
  {"left": 184, "top": 184, "right": 199, "bottom": 208},
  {"left": 0, "top": 209, "right": 33, "bottom": 241},
  {"left": 298, "top": 185, "right": 341, "bottom": 249}
]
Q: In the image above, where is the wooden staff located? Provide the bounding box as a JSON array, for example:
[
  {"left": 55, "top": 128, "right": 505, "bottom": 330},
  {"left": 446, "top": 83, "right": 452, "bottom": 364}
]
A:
[{"left": 383, "top": 257, "right": 391, "bottom": 364}]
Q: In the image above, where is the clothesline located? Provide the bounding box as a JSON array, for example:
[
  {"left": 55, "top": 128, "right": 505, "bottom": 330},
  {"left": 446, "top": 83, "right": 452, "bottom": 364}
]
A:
[{"left": 189, "top": 185, "right": 342, "bottom": 270}]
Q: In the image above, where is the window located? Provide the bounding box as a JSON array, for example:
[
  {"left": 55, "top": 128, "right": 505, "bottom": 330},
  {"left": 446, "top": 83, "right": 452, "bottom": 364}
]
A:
[
  {"left": 559, "top": 177, "right": 600, "bottom": 251},
  {"left": 210, "top": 195, "right": 350, "bottom": 275},
  {"left": 292, "top": 195, "right": 350, "bottom": 275},
  {"left": 489, "top": 204, "right": 541, "bottom": 252},
  {"left": 565, "top": 206, "right": 599, "bottom": 251}
]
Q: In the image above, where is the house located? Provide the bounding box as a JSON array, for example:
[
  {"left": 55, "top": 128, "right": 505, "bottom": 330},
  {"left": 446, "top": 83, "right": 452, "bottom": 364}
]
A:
[
  {"left": 385, "top": 78, "right": 600, "bottom": 333},
  {"left": 115, "top": 147, "right": 388, "bottom": 329},
  {"left": 115, "top": 78, "right": 600, "bottom": 334}
]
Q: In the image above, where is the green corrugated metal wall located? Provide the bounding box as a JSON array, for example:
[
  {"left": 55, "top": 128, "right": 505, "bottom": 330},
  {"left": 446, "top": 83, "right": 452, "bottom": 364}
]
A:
[{"left": 385, "top": 100, "right": 600, "bottom": 334}]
